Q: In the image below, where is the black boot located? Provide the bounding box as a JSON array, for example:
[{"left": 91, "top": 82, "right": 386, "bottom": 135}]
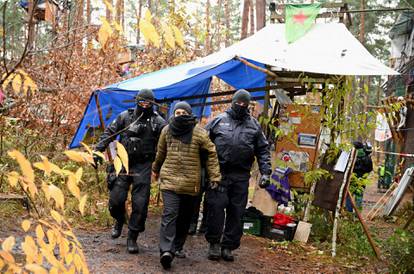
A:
[
  {"left": 207, "top": 243, "right": 221, "bottom": 261},
  {"left": 160, "top": 251, "right": 173, "bottom": 270},
  {"left": 188, "top": 223, "right": 197, "bottom": 235},
  {"left": 127, "top": 230, "right": 139, "bottom": 254},
  {"left": 221, "top": 248, "right": 234, "bottom": 262},
  {"left": 111, "top": 220, "right": 123, "bottom": 239},
  {"left": 198, "top": 222, "right": 207, "bottom": 234}
]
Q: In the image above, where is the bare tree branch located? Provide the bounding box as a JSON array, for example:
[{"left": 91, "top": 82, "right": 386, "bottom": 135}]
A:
[
  {"left": 0, "top": 0, "right": 39, "bottom": 86},
  {"left": 2, "top": 1, "right": 8, "bottom": 74}
]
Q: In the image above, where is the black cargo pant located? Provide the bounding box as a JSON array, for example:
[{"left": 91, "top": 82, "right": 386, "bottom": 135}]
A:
[
  {"left": 159, "top": 190, "right": 196, "bottom": 254},
  {"left": 205, "top": 173, "right": 249, "bottom": 250},
  {"left": 108, "top": 161, "right": 152, "bottom": 233}
]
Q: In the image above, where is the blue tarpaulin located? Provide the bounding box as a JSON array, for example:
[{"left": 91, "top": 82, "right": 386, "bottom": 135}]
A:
[{"left": 69, "top": 58, "right": 266, "bottom": 148}]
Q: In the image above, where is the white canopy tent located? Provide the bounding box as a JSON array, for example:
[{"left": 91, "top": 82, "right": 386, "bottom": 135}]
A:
[{"left": 197, "top": 23, "right": 399, "bottom": 76}]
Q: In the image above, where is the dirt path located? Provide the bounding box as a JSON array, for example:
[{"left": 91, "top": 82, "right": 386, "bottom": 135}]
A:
[{"left": 78, "top": 212, "right": 344, "bottom": 273}]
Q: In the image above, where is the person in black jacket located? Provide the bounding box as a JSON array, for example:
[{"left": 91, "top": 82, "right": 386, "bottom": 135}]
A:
[
  {"left": 94, "top": 89, "right": 166, "bottom": 253},
  {"left": 204, "top": 89, "right": 272, "bottom": 261}
]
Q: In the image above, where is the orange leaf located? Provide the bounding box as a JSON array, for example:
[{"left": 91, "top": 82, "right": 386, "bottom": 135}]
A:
[{"left": 8, "top": 150, "right": 34, "bottom": 184}]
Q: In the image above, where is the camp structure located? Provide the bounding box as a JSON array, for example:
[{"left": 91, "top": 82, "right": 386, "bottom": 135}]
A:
[{"left": 70, "top": 22, "right": 397, "bottom": 149}]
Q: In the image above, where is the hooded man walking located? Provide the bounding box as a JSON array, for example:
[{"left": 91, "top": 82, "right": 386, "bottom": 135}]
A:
[
  {"left": 152, "top": 102, "right": 221, "bottom": 270},
  {"left": 94, "top": 89, "right": 166, "bottom": 253},
  {"left": 205, "top": 89, "right": 272, "bottom": 261}
]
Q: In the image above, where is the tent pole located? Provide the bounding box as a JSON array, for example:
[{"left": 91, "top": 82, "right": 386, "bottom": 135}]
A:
[
  {"left": 94, "top": 91, "right": 113, "bottom": 162},
  {"left": 234, "top": 56, "right": 278, "bottom": 79}
]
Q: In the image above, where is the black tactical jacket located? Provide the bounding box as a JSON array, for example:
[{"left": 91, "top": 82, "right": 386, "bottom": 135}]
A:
[
  {"left": 96, "top": 108, "right": 166, "bottom": 163},
  {"left": 205, "top": 109, "right": 271, "bottom": 176}
]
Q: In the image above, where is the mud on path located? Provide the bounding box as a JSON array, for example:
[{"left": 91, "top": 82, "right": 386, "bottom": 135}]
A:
[{"left": 77, "top": 212, "right": 344, "bottom": 274}]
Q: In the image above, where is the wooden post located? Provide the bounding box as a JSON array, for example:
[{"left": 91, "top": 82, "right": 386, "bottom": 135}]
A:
[
  {"left": 346, "top": 189, "right": 382, "bottom": 259},
  {"left": 94, "top": 91, "right": 113, "bottom": 162},
  {"left": 332, "top": 148, "right": 356, "bottom": 257}
]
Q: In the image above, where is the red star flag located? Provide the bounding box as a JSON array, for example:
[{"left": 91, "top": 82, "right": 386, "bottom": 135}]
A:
[{"left": 285, "top": 3, "right": 321, "bottom": 44}]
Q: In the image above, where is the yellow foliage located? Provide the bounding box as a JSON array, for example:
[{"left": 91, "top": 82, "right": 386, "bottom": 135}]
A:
[
  {"left": 51, "top": 210, "right": 62, "bottom": 225},
  {"left": 25, "top": 264, "right": 48, "bottom": 274},
  {"left": 144, "top": 8, "right": 152, "bottom": 22},
  {"left": 172, "top": 26, "right": 185, "bottom": 48},
  {"left": 2, "top": 70, "right": 37, "bottom": 95},
  {"left": 103, "top": 0, "right": 115, "bottom": 14},
  {"left": 116, "top": 141, "right": 129, "bottom": 174},
  {"left": 75, "top": 167, "right": 83, "bottom": 183},
  {"left": 21, "top": 220, "right": 31, "bottom": 232},
  {"left": 2, "top": 150, "right": 90, "bottom": 272},
  {"left": 79, "top": 194, "right": 88, "bottom": 216},
  {"left": 98, "top": 17, "right": 113, "bottom": 47},
  {"left": 1, "top": 237, "right": 15, "bottom": 252},
  {"left": 161, "top": 22, "right": 176, "bottom": 49},
  {"left": 67, "top": 174, "right": 81, "bottom": 199},
  {"left": 139, "top": 19, "right": 161, "bottom": 48},
  {"left": 7, "top": 150, "right": 34, "bottom": 185},
  {"left": 6, "top": 171, "right": 19, "bottom": 188},
  {"left": 113, "top": 156, "right": 122, "bottom": 176},
  {"left": 48, "top": 184, "right": 65, "bottom": 210},
  {"left": 12, "top": 74, "right": 22, "bottom": 93},
  {"left": 64, "top": 150, "right": 86, "bottom": 163},
  {"left": 0, "top": 250, "right": 14, "bottom": 263}
]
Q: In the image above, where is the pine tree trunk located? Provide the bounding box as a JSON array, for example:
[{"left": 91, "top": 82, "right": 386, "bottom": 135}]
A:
[
  {"left": 137, "top": 0, "right": 142, "bottom": 44},
  {"left": 249, "top": 0, "right": 254, "bottom": 36},
  {"left": 216, "top": 0, "right": 223, "bottom": 50},
  {"left": 206, "top": 0, "right": 211, "bottom": 54},
  {"left": 256, "top": 0, "right": 265, "bottom": 31},
  {"left": 224, "top": 0, "right": 230, "bottom": 47},
  {"left": 115, "top": 0, "right": 123, "bottom": 25},
  {"left": 106, "top": 0, "right": 112, "bottom": 21},
  {"left": 241, "top": 0, "right": 250, "bottom": 39},
  {"left": 86, "top": 0, "right": 91, "bottom": 46}
]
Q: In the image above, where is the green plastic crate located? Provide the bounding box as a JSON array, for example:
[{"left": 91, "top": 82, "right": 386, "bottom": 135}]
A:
[{"left": 242, "top": 216, "right": 261, "bottom": 236}]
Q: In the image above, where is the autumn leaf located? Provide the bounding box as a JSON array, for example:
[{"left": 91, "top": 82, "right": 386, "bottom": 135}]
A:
[
  {"left": 81, "top": 142, "right": 93, "bottom": 155},
  {"left": 11, "top": 74, "right": 22, "bottom": 93},
  {"left": 0, "top": 250, "right": 14, "bottom": 263},
  {"left": 172, "top": 25, "right": 184, "bottom": 48},
  {"left": 103, "top": 0, "right": 115, "bottom": 14},
  {"left": 98, "top": 17, "right": 113, "bottom": 47},
  {"left": 113, "top": 156, "right": 122, "bottom": 176},
  {"left": 75, "top": 167, "right": 83, "bottom": 183},
  {"left": 79, "top": 194, "right": 88, "bottom": 216},
  {"left": 64, "top": 150, "right": 86, "bottom": 163},
  {"left": 7, "top": 171, "right": 19, "bottom": 188},
  {"left": 116, "top": 141, "right": 129, "bottom": 174},
  {"left": 139, "top": 19, "right": 160, "bottom": 48},
  {"left": 50, "top": 210, "right": 62, "bottom": 225},
  {"left": 144, "top": 8, "right": 152, "bottom": 22},
  {"left": 161, "top": 22, "right": 176, "bottom": 49},
  {"left": 8, "top": 150, "right": 34, "bottom": 184},
  {"left": 67, "top": 174, "right": 81, "bottom": 199},
  {"left": 113, "top": 21, "right": 123, "bottom": 33},
  {"left": 21, "top": 220, "right": 31, "bottom": 232},
  {"left": 1, "top": 236, "right": 15, "bottom": 252},
  {"left": 40, "top": 155, "right": 52, "bottom": 176},
  {"left": 25, "top": 264, "right": 48, "bottom": 274},
  {"left": 48, "top": 184, "right": 65, "bottom": 210}
]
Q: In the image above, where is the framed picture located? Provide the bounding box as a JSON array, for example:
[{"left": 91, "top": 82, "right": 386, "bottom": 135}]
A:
[{"left": 297, "top": 133, "right": 317, "bottom": 148}]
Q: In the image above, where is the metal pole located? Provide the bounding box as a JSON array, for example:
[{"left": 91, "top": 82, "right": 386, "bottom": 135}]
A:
[{"left": 94, "top": 91, "right": 113, "bottom": 161}]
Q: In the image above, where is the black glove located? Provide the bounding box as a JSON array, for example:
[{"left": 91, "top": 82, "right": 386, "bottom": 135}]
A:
[
  {"left": 93, "top": 152, "right": 103, "bottom": 167},
  {"left": 259, "top": 174, "right": 271, "bottom": 189}
]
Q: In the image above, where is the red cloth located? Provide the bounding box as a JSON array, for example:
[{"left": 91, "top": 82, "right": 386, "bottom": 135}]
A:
[
  {"left": 273, "top": 213, "right": 294, "bottom": 227},
  {"left": 0, "top": 89, "right": 5, "bottom": 104}
]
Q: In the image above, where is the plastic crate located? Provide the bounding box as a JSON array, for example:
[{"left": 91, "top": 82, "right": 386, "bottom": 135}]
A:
[{"left": 242, "top": 216, "right": 262, "bottom": 236}]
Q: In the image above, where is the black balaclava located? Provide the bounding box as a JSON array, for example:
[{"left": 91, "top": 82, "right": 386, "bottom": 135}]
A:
[
  {"left": 135, "top": 89, "right": 155, "bottom": 117},
  {"left": 169, "top": 101, "right": 196, "bottom": 144},
  {"left": 230, "top": 89, "right": 251, "bottom": 119}
]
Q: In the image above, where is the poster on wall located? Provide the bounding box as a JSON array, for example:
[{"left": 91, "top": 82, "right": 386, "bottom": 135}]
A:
[
  {"left": 277, "top": 151, "right": 310, "bottom": 172},
  {"left": 297, "top": 133, "right": 317, "bottom": 148}
]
